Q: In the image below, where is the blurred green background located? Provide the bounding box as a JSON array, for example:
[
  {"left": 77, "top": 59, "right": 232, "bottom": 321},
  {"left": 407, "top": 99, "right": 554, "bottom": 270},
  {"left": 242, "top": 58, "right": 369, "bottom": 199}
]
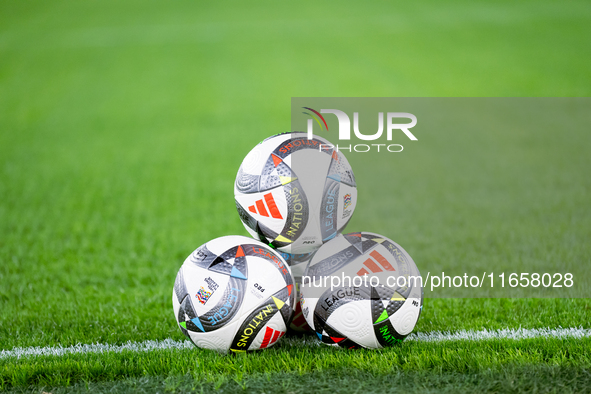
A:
[{"left": 1, "top": 0, "right": 590, "bottom": 349}]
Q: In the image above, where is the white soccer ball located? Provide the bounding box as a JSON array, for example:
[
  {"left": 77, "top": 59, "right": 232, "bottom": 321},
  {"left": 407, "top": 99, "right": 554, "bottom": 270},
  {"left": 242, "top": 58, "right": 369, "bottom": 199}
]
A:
[
  {"left": 234, "top": 132, "right": 357, "bottom": 255},
  {"left": 300, "top": 232, "right": 423, "bottom": 349},
  {"left": 172, "top": 235, "right": 296, "bottom": 352}
]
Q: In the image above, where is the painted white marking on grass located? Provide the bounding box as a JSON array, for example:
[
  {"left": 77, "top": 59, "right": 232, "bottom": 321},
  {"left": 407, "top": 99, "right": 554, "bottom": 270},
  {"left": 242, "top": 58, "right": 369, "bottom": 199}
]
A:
[
  {"left": 0, "top": 338, "right": 193, "bottom": 360},
  {"left": 405, "top": 327, "right": 591, "bottom": 343},
  {"left": 1, "top": 327, "right": 589, "bottom": 360}
]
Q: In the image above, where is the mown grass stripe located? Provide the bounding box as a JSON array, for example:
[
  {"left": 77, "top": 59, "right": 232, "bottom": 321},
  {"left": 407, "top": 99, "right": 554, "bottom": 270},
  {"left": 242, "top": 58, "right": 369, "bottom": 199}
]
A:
[{"left": 2, "top": 327, "right": 589, "bottom": 360}]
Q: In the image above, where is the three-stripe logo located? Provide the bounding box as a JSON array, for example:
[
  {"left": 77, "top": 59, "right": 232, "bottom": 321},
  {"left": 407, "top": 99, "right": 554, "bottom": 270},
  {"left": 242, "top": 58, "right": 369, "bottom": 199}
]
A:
[
  {"left": 356, "top": 250, "right": 396, "bottom": 276},
  {"left": 248, "top": 193, "right": 283, "bottom": 219},
  {"left": 259, "top": 326, "right": 285, "bottom": 349}
]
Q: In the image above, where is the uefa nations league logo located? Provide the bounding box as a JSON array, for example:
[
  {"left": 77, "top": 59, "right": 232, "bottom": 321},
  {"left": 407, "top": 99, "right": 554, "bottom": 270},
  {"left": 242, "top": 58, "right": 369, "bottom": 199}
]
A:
[{"left": 196, "top": 287, "right": 212, "bottom": 305}]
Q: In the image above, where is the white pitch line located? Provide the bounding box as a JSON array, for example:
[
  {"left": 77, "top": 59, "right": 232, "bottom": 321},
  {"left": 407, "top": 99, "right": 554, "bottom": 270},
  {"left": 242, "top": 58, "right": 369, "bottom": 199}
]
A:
[
  {"left": 1, "top": 327, "right": 589, "bottom": 360},
  {"left": 406, "top": 326, "right": 591, "bottom": 343},
  {"left": 0, "top": 338, "right": 193, "bottom": 360}
]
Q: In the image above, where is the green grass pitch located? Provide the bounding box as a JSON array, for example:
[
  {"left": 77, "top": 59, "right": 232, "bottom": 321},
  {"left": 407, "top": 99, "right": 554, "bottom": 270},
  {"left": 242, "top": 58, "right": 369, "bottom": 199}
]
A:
[{"left": 1, "top": 0, "right": 590, "bottom": 392}]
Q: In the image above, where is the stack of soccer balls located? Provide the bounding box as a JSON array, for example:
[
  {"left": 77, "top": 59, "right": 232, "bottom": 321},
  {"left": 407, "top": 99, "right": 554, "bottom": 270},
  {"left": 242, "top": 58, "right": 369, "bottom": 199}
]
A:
[{"left": 172, "top": 132, "right": 423, "bottom": 352}]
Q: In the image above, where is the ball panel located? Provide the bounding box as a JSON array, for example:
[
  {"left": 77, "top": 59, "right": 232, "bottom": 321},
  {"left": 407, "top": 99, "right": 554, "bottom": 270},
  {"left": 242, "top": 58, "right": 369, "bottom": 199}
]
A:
[
  {"left": 235, "top": 169, "right": 260, "bottom": 194},
  {"left": 319, "top": 178, "right": 341, "bottom": 242},
  {"left": 228, "top": 286, "right": 294, "bottom": 352},
  {"left": 326, "top": 300, "right": 377, "bottom": 348},
  {"left": 249, "top": 312, "right": 288, "bottom": 350},
  {"left": 279, "top": 180, "right": 311, "bottom": 250},
  {"left": 290, "top": 148, "right": 333, "bottom": 206},
  {"left": 326, "top": 149, "right": 357, "bottom": 187},
  {"left": 239, "top": 133, "right": 293, "bottom": 178},
  {"left": 196, "top": 277, "right": 245, "bottom": 331},
  {"left": 187, "top": 316, "right": 244, "bottom": 352},
  {"left": 373, "top": 316, "right": 407, "bottom": 348},
  {"left": 389, "top": 296, "right": 422, "bottom": 336},
  {"left": 245, "top": 254, "right": 293, "bottom": 306},
  {"left": 190, "top": 326, "right": 233, "bottom": 351},
  {"left": 234, "top": 186, "right": 288, "bottom": 235},
  {"left": 173, "top": 266, "right": 189, "bottom": 306},
  {"left": 204, "top": 235, "right": 257, "bottom": 256}
]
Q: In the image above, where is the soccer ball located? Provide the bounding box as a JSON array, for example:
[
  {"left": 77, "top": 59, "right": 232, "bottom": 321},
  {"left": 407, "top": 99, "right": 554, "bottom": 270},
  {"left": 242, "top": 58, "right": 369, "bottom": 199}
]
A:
[
  {"left": 234, "top": 132, "right": 357, "bottom": 255},
  {"left": 172, "top": 235, "right": 296, "bottom": 352},
  {"left": 300, "top": 232, "right": 423, "bottom": 349}
]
